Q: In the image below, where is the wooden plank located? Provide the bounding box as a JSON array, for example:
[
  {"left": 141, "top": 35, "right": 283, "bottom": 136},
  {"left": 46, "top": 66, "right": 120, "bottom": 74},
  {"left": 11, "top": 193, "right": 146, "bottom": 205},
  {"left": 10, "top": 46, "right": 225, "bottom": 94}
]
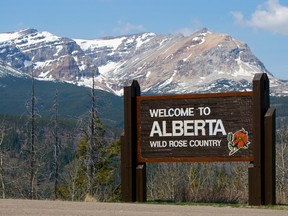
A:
[
  {"left": 120, "top": 135, "right": 130, "bottom": 202},
  {"left": 264, "top": 107, "right": 276, "bottom": 205},
  {"left": 249, "top": 167, "right": 262, "bottom": 205},
  {"left": 121, "top": 80, "right": 140, "bottom": 202},
  {"left": 138, "top": 157, "right": 254, "bottom": 163},
  {"left": 137, "top": 91, "right": 253, "bottom": 101},
  {"left": 249, "top": 73, "right": 270, "bottom": 205},
  {"left": 136, "top": 164, "right": 147, "bottom": 202}
]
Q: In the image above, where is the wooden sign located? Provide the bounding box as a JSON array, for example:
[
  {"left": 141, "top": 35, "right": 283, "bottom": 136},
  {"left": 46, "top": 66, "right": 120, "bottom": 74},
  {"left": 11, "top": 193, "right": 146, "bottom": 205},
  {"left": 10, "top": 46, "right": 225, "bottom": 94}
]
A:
[
  {"left": 137, "top": 92, "right": 253, "bottom": 162},
  {"left": 121, "top": 74, "right": 275, "bottom": 205}
]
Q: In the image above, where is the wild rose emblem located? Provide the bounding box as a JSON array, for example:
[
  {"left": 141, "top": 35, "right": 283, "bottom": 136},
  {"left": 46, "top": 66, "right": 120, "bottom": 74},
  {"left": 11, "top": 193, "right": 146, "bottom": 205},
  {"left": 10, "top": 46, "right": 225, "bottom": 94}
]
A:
[{"left": 227, "top": 128, "right": 250, "bottom": 156}]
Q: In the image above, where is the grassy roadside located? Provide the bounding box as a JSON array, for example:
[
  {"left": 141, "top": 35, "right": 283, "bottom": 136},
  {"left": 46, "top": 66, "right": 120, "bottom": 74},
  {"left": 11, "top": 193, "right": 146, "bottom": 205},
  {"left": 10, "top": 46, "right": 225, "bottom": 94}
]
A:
[{"left": 145, "top": 200, "right": 288, "bottom": 210}]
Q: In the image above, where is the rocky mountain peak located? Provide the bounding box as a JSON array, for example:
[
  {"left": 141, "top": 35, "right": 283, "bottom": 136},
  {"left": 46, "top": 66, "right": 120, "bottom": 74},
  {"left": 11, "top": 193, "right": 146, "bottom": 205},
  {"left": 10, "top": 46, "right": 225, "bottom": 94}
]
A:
[
  {"left": 18, "top": 28, "right": 38, "bottom": 36},
  {"left": 0, "top": 28, "right": 287, "bottom": 96}
]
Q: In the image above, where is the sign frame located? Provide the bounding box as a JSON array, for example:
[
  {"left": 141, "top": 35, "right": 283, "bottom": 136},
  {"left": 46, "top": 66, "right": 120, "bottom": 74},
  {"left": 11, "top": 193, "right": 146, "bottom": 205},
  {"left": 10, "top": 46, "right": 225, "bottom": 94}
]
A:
[{"left": 136, "top": 91, "right": 254, "bottom": 163}]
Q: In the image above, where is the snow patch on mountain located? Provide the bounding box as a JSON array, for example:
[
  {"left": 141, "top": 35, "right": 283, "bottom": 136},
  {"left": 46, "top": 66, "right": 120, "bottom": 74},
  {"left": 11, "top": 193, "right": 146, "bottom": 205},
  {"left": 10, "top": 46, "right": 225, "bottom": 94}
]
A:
[
  {"left": 0, "top": 29, "right": 62, "bottom": 51},
  {"left": 0, "top": 28, "right": 287, "bottom": 97},
  {"left": 0, "top": 63, "right": 28, "bottom": 78},
  {"left": 0, "top": 31, "right": 22, "bottom": 43},
  {"left": 98, "top": 61, "right": 120, "bottom": 76},
  {"left": 75, "top": 37, "right": 126, "bottom": 51}
]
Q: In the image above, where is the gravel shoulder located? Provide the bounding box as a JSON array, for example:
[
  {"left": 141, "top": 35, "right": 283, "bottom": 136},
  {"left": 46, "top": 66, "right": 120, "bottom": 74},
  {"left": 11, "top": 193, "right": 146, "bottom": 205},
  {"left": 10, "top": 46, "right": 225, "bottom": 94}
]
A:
[{"left": 0, "top": 199, "right": 287, "bottom": 216}]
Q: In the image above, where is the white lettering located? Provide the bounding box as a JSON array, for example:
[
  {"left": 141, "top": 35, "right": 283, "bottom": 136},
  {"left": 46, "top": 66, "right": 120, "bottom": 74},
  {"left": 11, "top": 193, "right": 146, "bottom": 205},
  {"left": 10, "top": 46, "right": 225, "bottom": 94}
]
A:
[
  {"left": 150, "top": 140, "right": 167, "bottom": 147},
  {"left": 194, "top": 120, "right": 205, "bottom": 136},
  {"left": 205, "top": 119, "right": 217, "bottom": 135},
  {"left": 149, "top": 107, "right": 195, "bottom": 118},
  {"left": 162, "top": 121, "right": 172, "bottom": 136},
  {"left": 213, "top": 120, "right": 227, "bottom": 135},
  {"left": 149, "top": 119, "right": 226, "bottom": 137},
  {"left": 189, "top": 140, "right": 222, "bottom": 147},
  {"left": 184, "top": 120, "right": 194, "bottom": 136},
  {"left": 172, "top": 121, "right": 183, "bottom": 136},
  {"left": 198, "top": 107, "right": 211, "bottom": 116},
  {"left": 169, "top": 140, "right": 188, "bottom": 147},
  {"left": 149, "top": 109, "right": 159, "bottom": 118},
  {"left": 159, "top": 109, "right": 165, "bottom": 117},
  {"left": 150, "top": 121, "right": 162, "bottom": 137}
]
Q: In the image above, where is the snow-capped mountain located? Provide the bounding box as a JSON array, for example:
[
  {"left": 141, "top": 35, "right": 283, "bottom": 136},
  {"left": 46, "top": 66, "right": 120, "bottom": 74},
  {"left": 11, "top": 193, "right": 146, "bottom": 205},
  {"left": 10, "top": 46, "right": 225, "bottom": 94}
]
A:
[
  {"left": 0, "top": 28, "right": 287, "bottom": 96},
  {"left": 0, "top": 28, "right": 98, "bottom": 81}
]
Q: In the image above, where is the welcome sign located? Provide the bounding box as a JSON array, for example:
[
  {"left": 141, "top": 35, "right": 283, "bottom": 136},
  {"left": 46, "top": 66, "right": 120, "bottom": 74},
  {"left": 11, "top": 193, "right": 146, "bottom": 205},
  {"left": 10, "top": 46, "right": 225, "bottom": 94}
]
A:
[
  {"left": 122, "top": 75, "right": 275, "bottom": 205},
  {"left": 137, "top": 92, "right": 253, "bottom": 162}
]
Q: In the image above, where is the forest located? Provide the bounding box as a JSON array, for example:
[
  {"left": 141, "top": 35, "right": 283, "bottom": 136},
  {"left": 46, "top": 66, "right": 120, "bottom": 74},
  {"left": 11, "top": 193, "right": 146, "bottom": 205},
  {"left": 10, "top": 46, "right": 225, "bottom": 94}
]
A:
[{"left": 0, "top": 80, "right": 288, "bottom": 204}]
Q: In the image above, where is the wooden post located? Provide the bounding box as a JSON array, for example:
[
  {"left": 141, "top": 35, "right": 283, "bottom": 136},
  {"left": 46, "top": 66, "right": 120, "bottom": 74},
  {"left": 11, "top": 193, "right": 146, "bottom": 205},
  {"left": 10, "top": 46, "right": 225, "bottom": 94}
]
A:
[
  {"left": 121, "top": 80, "right": 140, "bottom": 202},
  {"left": 249, "top": 73, "right": 270, "bottom": 205},
  {"left": 136, "top": 164, "right": 147, "bottom": 202},
  {"left": 264, "top": 107, "right": 276, "bottom": 205},
  {"left": 120, "top": 135, "right": 130, "bottom": 201}
]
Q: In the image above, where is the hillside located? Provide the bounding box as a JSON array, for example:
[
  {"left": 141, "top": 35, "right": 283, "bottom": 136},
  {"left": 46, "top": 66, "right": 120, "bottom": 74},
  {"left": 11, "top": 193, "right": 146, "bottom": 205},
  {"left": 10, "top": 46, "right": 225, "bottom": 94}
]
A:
[{"left": 0, "top": 64, "right": 124, "bottom": 129}]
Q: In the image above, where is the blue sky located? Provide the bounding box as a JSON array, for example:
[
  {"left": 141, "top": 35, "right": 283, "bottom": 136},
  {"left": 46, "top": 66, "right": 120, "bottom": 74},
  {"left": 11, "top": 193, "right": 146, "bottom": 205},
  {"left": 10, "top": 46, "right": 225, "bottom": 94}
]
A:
[{"left": 1, "top": 0, "right": 288, "bottom": 80}]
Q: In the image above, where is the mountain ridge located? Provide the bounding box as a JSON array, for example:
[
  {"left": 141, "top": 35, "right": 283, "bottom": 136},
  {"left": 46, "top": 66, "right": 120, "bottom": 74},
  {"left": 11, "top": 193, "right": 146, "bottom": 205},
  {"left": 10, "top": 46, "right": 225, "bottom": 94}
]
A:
[{"left": 0, "top": 28, "right": 287, "bottom": 96}]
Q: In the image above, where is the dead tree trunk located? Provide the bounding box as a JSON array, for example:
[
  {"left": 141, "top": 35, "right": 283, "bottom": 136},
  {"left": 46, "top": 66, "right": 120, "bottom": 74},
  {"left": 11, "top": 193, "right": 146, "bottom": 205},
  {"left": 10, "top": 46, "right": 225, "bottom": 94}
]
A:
[
  {"left": 0, "top": 128, "right": 5, "bottom": 199},
  {"left": 87, "top": 71, "right": 97, "bottom": 196},
  {"left": 53, "top": 90, "right": 59, "bottom": 200},
  {"left": 30, "top": 73, "right": 36, "bottom": 199}
]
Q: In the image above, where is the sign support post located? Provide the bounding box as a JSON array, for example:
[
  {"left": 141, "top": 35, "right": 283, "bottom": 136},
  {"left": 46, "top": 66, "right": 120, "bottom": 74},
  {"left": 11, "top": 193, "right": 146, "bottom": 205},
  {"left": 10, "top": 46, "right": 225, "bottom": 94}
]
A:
[
  {"left": 121, "top": 80, "right": 146, "bottom": 202},
  {"left": 136, "top": 164, "right": 147, "bottom": 202},
  {"left": 248, "top": 73, "right": 275, "bottom": 205},
  {"left": 264, "top": 107, "right": 276, "bottom": 205}
]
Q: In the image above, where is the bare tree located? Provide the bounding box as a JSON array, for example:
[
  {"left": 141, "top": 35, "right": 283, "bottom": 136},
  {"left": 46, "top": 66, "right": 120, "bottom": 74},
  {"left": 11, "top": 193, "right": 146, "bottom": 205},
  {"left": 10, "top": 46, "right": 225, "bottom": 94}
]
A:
[
  {"left": 29, "top": 72, "right": 36, "bottom": 199},
  {"left": 87, "top": 71, "right": 96, "bottom": 196},
  {"left": 53, "top": 90, "right": 60, "bottom": 200},
  {"left": 0, "top": 124, "right": 5, "bottom": 199},
  {"left": 276, "top": 119, "right": 288, "bottom": 203},
  {"left": 147, "top": 162, "right": 249, "bottom": 203},
  {"left": 75, "top": 70, "right": 108, "bottom": 199},
  {"left": 87, "top": 69, "right": 107, "bottom": 197}
]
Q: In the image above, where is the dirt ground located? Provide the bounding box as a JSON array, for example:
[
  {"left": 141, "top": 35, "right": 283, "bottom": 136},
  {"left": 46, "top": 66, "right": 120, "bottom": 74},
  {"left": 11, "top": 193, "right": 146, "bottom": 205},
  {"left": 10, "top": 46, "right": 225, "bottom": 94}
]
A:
[{"left": 0, "top": 199, "right": 287, "bottom": 216}]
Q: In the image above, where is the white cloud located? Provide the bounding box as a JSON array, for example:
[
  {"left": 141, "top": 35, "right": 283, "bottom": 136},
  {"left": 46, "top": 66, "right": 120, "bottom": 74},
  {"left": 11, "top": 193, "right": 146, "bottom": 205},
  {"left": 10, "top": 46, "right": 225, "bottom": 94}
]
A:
[
  {"left": 232, "top": 0, "right": 288, "bottom": 35},
  {"left": 113, "top": 20, "right": 145, "bottom": 35}
]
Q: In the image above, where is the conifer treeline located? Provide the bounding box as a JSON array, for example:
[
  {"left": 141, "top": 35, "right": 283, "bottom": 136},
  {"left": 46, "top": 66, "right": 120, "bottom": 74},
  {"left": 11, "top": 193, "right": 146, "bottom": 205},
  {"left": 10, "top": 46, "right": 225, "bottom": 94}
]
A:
[
  {"left": 0, "top": 115, "right": 288, "bottom": 203},
  {"left": 0, "top": 76, "right": 287, "bottom": 203}
]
